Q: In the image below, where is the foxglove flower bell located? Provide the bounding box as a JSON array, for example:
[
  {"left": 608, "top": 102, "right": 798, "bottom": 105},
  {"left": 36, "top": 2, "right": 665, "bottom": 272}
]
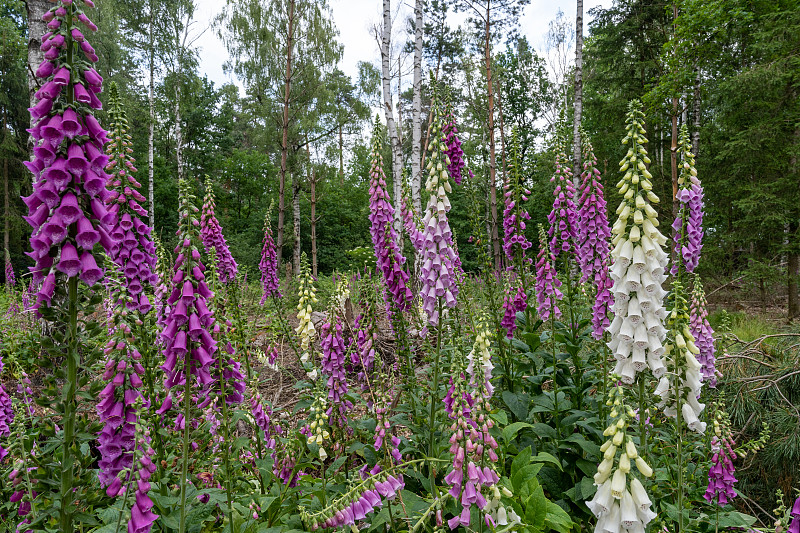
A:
[
  {"left": 502, "top": 130, "right": 533, "bottom": 267},
  {"left": 606, "top": 102, "right": 668, "bottom": 385},
  {"left": 200, "top": 177, "right": 238, "bottom": 283},
  {"left": 367, "top": 133, "right": 413, "bottom": 313},
  {"left": 548, "top": 146, "right": 578, "bottom": 260},
  {"left": 259, "top": 204, "right": 280, "bottom": 303},
  {"left": 501, "top": 282, "right": 527, "bottom": 339},
  {"left": 105, "top": 83, "right": 157, "bottom": 312},
  {"left": 671, "top": 125, "right": 704, "bottom": 275},
  {"left": 25, "top": 0, "right": 113, "bottom": 309},
  {"left": 535, "top": 225, "right": 563, "bottom": 322},
  {"left": 417, "top": 102, "right": 460, "bottom": 324}
]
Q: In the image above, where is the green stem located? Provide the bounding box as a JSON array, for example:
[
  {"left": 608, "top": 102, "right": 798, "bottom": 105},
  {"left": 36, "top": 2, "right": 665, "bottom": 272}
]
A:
[
  {"left": 178, "top": 341, "right": 192, "bottom": 533},
  {"left": 220, "top": 376, "right": 234, "bottom": 532},
  {"left": 676, "top": 373, "right": 685, "bottom": 533},
  {"left": 551, "top": 309, "right": 561, "bottom": 451},
  {"left": 60, "top": 275, "right": 78, "bottom": 533},
  {"left": 427, "top": 299, "right": 443, "bottom": 486},
  {"left": 638, "top": 377, "right": 647, "bottom": 453}
]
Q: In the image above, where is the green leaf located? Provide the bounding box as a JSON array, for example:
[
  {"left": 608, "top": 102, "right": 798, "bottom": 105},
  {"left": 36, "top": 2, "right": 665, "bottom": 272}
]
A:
[
  {"left": 511, "top": 446, "right": 532, "bottom": 480},
  {"left": 503, "top": 391, "right": 531, "bottom": 421},
  {"left": 525, "top": 484, "right": 548, "bottom": 530},
  {"left": 503, "top": 422, "right": 534, "bottom": 443},
  {"left": 531, "top": 452, "right": 562, "bottom": 471},
  {"left": 514, "top": 463, "right": 544, "bottom": 494},
  {"left": 544, "top": 501, "right": 574, "bottom": 533}
]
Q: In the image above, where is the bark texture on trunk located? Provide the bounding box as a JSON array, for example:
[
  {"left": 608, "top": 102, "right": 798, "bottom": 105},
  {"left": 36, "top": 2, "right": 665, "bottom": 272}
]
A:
[
  {"left": 292, "top": 175, "right": 301, "bottom": 276},
  {"left": 277, "top": 0, "right": 296, "bottom": 271},
  {"left": 27, "top": 0, "right": 49, "bottom": 159},
  {"left": 411, "top": 0, "right": 424, "bottom": 215},
  {"left": 692, "top": 68, "right": 701, "bottom": 156},
  {"left": 572, "top": 0, "right": 584, "bottom": 184},
  {"left": 380, "top": 0, "right": 403, "bottom": 238},
  {"left": 483, "top": 5, "right": 501, "bottom": 271},
  {"left": 175, "top": 85, "right": 184, "bottom": 182}
]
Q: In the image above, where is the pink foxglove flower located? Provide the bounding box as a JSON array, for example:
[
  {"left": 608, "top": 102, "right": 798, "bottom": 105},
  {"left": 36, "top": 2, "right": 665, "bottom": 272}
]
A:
[
  {"left": 104, "top": 83, "right": 157, "bottom": 313},
  {"left": 535, "top": 225, "right": 563, "bottom": 322},
  {"left": 501, "top": 283, "right": 527, "bottom": 339},
  {"left": 690, "top": 278, "right": 718, "bottom": 386},
  {"left": 4, "top": 252, "right": 14, "bottom": 287},
  {"left": 418, "top": 103, "right": 459, "bottom": 325},
  {"left": 127, "top": 427, "right": 158, "bottom": 533},
  {"left": 547, "top": 146, "right": 578, "bottom": 260},
  {"left": 320, "top": 318, "right": 352, "bottom": 427},
  {"left": 0, "top": 353, "right": 12, "bottom": 461},
  {"left": 704, "top": 435, "right": 737, "bottom": 506},
  {"left": 259, "top": 205, "right": 280, "bottom": 303},
  {"left": 442, "top": 107, "right": 471, "bottom": 186},
  {"left": 159, "top": 179, "right": 217, "bottom": 410},
  {"left": 200, "top": 177, "right": 238, "bottom": 283},
  {"left": 367, "top": 134, "right": 413, "bottom": 313},
  {"left": 671, "top": 125, "right": 704, "bottom": 275},
  {"left": 502, "top": 130, "right": 533, "bottom": 267},
  {"left": 576, "top": 136, "right": 612, "bottom": 335},
  {"left": 24, "top": 0, "right": 113, "bottom": 310}
]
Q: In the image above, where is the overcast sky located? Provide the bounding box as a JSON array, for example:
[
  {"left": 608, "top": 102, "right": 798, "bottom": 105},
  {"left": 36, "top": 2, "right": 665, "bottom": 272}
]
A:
[{"left": 189, "top": 0, "right": 614, "bottom": 92}]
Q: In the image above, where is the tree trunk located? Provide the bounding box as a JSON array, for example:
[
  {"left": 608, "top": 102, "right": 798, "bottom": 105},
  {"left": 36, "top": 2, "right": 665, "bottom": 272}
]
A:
[
  {"left": 27, "top": 0, "right": 49, "bottom": 159},
  {"left": 484, "top": 5, "right": 501, "bottom": 271},
  {"left": 292, "top": 175, "right": 301, "bottom": 276},
  {"left": 148, "top": 0, "right": 156, "bottom": 229},
  {"left": 497, "top": 88, "right": 508, "bottom": 188},
  {"left": 175, "top": 85, "right": 184, "bottom": 182},
  {"left": 311, "top": 172, "right": 318, "bottom": 278},
  {"left": 789, "top": 126, "right": 800, "bottom": 320},
  {"left": 572, "top": 0, "right": 584, "bottom": 184},
  {"left": 380, "top": 0, "right": 403, "bottom": 238},
  {"left": 411, "top": 0, "right": 423, "bottom": 216},
  {"left": 338, "top": 124, "right": 344, "bottom": 184},
  {"left": 277, "top": 0, "right": 296, "bottom": 270}
]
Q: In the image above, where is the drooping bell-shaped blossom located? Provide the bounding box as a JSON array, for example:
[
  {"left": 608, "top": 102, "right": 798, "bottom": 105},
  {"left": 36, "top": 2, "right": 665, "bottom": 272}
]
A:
[
  {"left": 400, "top": 190, "right": 424, "bottom": 252},
  {"left": 127, "top": 426, "right": 158, "bottom": 533},
  {"left": 367, "top": 132, "right": 413, "bottom": 313},
  {"left": 501, "top": 281, "right": 527, "bottom": 339},
  {"left": 0, "top": 353, "right": 13, "bottom": 462},
  {"left": 444, "top": 320, "right": 504, "bottom": 530},
  {"left": 104, "top": 82, "right": 157, "bottom": 313},
  {"left": 606, "top": 101, "right": 669, "bottom": 385},
  {"left": 259, "top": 205, "right": 281, "bottom": 303},
  {"left": 671, "top": 124, "right": 704, "bottom": 276},
  {"left": 200, "top": 177, "right": 238, "bottom": 283},
  {"left": 24, "top": 0, "right": 113, "bottom": 310},
  {"left": 547, "top": 146, "right": 578, "bottom": 261},
  {"left": 502, "top": 130, "right": 533, "bottom": 268},
  {"left": 319, "top": 318, "right": 352, "bottom": 427},
  {"left": 577, "top": 136, "right": 611, "bottom": 283},
  {"left": 788, "top": 495, "right": 800, "bottom": 533},
  {"left": 4, "top": 252, "right": 14, "bottom": 287},
  {"left": 535, "top": 225, "right": 563, "bottom": 322},
  {"left": 442, "top": 106, "right": 472, "bottom": 186},
  {"left": 159, "top": 179, "right": 217, "bottom": 411},
  {"left": 654, "top": 281, "right": 706, "bottom": 433},
  {"left": 704, "top": 435, "right": 737, "bottom": 506},
  {"left": 296, "top": 254, "right": 317, "bottom": 376},
  {"left": 97, "top": 264, "right": 146, "bottom": 489},
  {"left": 690, "top": 278, "right": 718, "bottom": 387},
  {"left": 586, "top": 384, "right": 657, "bottom": 533},
  {"left": 591, "top": 259, "right": 613, "bottom": 340},
  {"left": 418, "top": 102, "right": 460, "bottom": 325}
]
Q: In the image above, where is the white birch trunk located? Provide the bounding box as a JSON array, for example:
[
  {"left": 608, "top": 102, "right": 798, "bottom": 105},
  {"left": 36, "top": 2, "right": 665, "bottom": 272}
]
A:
[
  {"left": 572, "top": 0, "right": 584, "bottom": 184},
  {"left": 411, "top": 0, "right": 424, "bottom": 216},
  {"left": 380, "top": 0, "right": 403, "bottom": 237}
]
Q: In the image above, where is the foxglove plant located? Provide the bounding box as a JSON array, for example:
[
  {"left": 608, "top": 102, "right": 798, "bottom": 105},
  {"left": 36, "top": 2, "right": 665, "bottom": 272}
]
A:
[
  {"left": 259, "top": 202, "right": 280, "bottom": 303},
  {"left": 442, "top": 106, "right": 471, "bottom": 186},
  {"left": 127, "top": 423, "right": 158, "bottom": 533},
  {"left": 690, "top": 277, "right": 718, "bottom": 386},
  {"left": 548, "top": 145, "right": 578, "bottom": 260},
  {"left": 367, "top": 132, "right": 413, "bottom": 313},
  {"left": 501, "top": 282, "right": 527, "bottom": 339},
  {"left": 671, "top": 125, "right": 704, "bottom": 276},
  {"left": 586, "top": 383, "right": 656, "bottom": 533},
  {"left": 655, "top": 281, "right": 706, "bottom": 433},
  {"left": 160, "top": 178, "right": 218, "bottom": 533},
  {"left": 502, "top": 129, "right": 533, "bottom": 268},
  {"left": 4, "top": 250, "right": 14, "bottom": 287},
  {"left": 418, "top": 101, "right": 460, "bottom": 325},
  {"left": 200, "top": 176, "right": 238, "bottom": 283},
  {"left": 577, "top": 135, "right": 611, "bottom": 283},
  {"left": 591, "top": 260, "right": 614, "bottom": 340},
  {"left": 320, "top": 317, "right": 352, "bottom": 428},
  {"left": 97, "top": 263, "right": 147, "bottom": 492},
  {"left": 606, "top": 101, "right": 669, "bottom": 385},
  {"left": 105, "top": 82, "right": 157, "bottom": 312},
  {"left": 535, "top": 225, "right": 563, "bottom": 322},
  {"left": 24, "top": 2, "right": 112, "bottom": 529},
  {"left": 705, "top": 434, "right": 737, "bottom": 506},
  {"left": 296, "top": 254, "right": 318, "bottom": 377},
  {"left": 0, "top": 353, "right": 12, "bottom": 461}
]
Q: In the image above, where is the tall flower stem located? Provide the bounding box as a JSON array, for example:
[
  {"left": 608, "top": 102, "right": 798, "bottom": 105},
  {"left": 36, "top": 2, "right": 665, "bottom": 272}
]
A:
[
  {"left": 638, "top": 377, "right": 647, "bottom": 454},
  {"left": 178, "top": 349, "right": 192, "bottom": 533},
  {"left": 676, "top": 362, "right": 685, "bottom": 533},
  {"left": 220, "top": 365, "right": 234, "bottom": 531},
  {"left": 551, "top": 308, "right": 561, "bottom": 450},
  {"left": 427, "top": 298, "right": 443, "bottom": 485},
  {"left": 61, "top": 276, "right": 78, "bottom": 533}
]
